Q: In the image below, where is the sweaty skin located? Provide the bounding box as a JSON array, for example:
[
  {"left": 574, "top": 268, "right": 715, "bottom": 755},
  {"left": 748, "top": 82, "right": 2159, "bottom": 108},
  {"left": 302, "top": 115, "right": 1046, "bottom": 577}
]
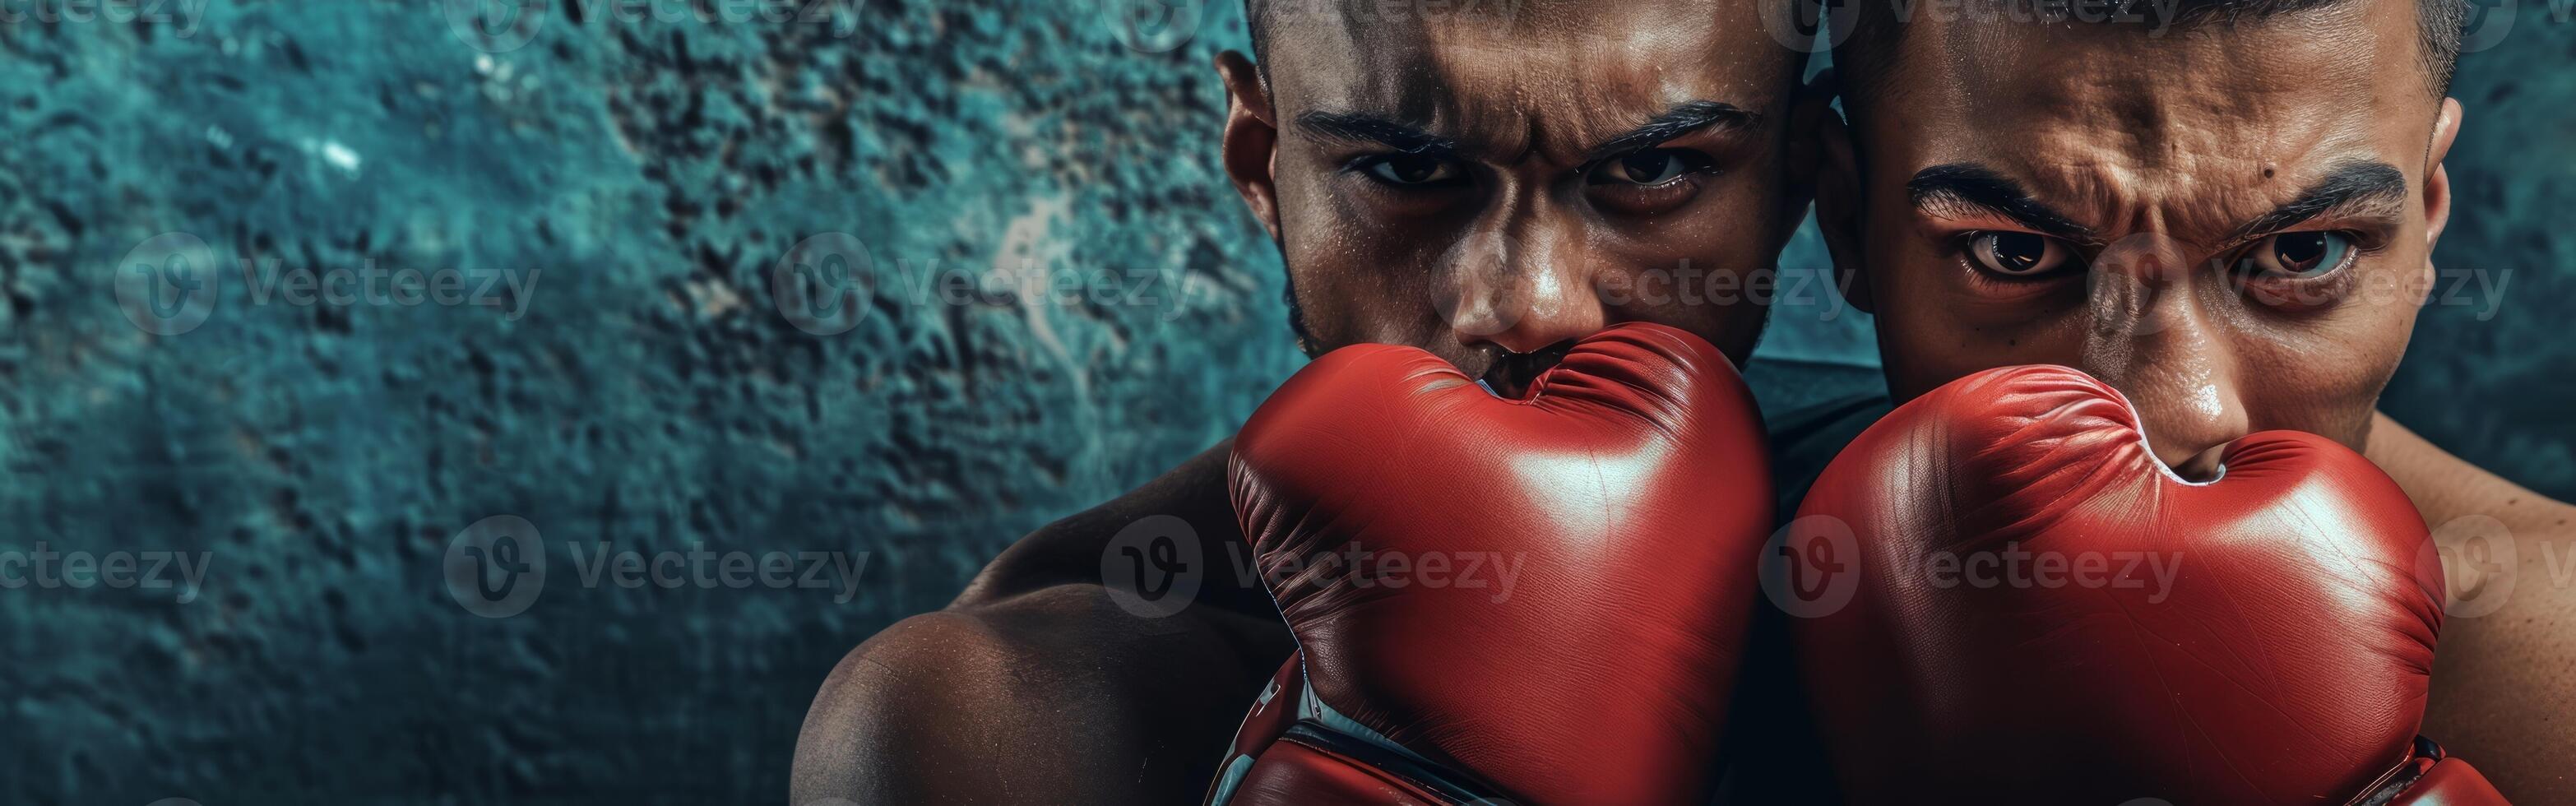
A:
[
  {"left": 2373, "top": 415, "right": 2576, "bottom": 799},
  {"left": 1817, "top": 0, "right": 2574, "bottom": 796},
  {"left": 1225, "top": 0, "right": 1819, "bottom": 390},
  {"left": 792, "top": 1, "right": 1816, "bottom": 801},
  {"left": 792, "top": 443, "right": 1289, "bottom": 804}
]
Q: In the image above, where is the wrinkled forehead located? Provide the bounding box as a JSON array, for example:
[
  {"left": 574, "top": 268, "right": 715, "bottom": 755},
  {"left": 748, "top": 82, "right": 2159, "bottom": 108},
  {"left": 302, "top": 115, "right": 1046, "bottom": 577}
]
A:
[
  {"left": 1869, "top": 1, "right": 2440, "bottom": 228},
  {"left": 1262, "top": 0, "right": 1793, "bottom": 155},
  {"left": 1896, "top": 4, "right": 2431, "bottom": 183}
]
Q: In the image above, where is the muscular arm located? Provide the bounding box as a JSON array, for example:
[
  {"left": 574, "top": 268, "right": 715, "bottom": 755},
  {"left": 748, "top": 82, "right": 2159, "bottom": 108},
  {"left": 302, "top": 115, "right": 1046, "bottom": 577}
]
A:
[
  {"left": 791, "top": 442, "right": 1294, "bottom": 804},
  {"left": 2366, "top": 412, "right": 2576, "bottom": 801}
]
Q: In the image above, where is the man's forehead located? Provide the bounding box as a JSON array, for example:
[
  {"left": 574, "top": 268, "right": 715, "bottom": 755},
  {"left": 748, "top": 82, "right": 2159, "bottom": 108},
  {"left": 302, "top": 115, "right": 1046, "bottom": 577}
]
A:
[
  {"left": 1263, "top": 0, "right": 1789, "bottom": 151},
  {"left": 1873, "top": 3, "right": 2430, "bottom": 234},
  {"left": 1872, "top": 0, "right": 2424, "bottom": 88}
]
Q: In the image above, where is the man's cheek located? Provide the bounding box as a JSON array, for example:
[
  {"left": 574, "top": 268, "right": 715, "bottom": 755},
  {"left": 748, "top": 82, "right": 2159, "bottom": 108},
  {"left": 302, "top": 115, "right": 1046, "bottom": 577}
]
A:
[
  {"left": 1300, "top": 262, "right": 1452, "bottom": 351},
  {"left": 1881, "top": 315, "right": 1990, "bottom": 401},
  {"left": 1904, "top": 296, "right": 2068, "bottom": 363},
  {"left": 1901, "top": 312, "right": 2095, "bottom": 402},
  {"left": 1593, "top": 269, "right": 1649, "bottom": 308},
  {"left": 2243, "top": 340, "right": 2400, "bottom": 445}
]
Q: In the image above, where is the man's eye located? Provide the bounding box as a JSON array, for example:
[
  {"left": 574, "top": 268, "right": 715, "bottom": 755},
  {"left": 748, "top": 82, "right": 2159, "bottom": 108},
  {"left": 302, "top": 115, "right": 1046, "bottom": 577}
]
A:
[
  {"left": 1360, "top": 154, "right": 1462, "bottom": 186},
  {"left": 2239, "top": 231, "right": 2355, "bottom": 279},
  {"left": 1966, "top": 231, "right": 2071, "bottom": 277},
  {"left": 1589, "top": 149, "right": 1699, "bottom": 186}
]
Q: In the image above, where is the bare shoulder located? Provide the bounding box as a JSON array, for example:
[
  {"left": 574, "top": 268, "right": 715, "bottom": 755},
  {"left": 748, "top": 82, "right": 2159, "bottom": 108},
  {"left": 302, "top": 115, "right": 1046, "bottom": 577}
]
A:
[
  {"left": 2364, "top": 411, "right": 2576, "bottom": 603},
  {"left": 2365, "top": 412, "right": 2575, "bottom": 539},
  {"left": 2421, "top": 512, "right": 2576, "bottom": 803},
  {"left": 790, "top": 591, "right": 1284, "bottom": 804},
  {"left": 2369, "top": 412, "right": 2576, "bottom": 801},
  {"left": 791, "top": 441, "right": 1291, "bottom": 805},
  {"left": 954, "top": 439, "right": 1276, "bottom": 614}
]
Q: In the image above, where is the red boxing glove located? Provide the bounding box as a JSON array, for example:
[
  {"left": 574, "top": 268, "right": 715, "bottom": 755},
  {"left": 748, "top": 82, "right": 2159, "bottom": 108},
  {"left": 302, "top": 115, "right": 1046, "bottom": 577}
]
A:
[
  {"left": 1781, "top": 365, "right": 2507, "bottom": 804},
  {"left": 1209, "top": 322, "right": 1774, "bottom": 806}
]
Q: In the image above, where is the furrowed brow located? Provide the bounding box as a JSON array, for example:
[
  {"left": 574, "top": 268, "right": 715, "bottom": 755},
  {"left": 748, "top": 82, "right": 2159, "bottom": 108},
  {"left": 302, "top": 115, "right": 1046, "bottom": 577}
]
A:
[
  {"left": 2224, "top": 161, "right": 2410, "bottom": 242},
  {"left": 1582, "top": 101, "right": 1762, "bottom": 163},
  {"left": 1907, "top": 163, "right": 2101, "bottom": 245},
  {"left": 1294, "top": 110, "right": 1460, "bottom": 156}
]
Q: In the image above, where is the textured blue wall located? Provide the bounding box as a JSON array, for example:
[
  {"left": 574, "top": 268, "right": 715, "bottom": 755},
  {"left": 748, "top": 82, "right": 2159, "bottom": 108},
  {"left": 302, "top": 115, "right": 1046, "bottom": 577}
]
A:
[
  {"left": 2381, "top": 10, "right": 2576, "bottom": 496},
  {"left": 0, "top": 1, "right": 2560, "bottom": 804}
]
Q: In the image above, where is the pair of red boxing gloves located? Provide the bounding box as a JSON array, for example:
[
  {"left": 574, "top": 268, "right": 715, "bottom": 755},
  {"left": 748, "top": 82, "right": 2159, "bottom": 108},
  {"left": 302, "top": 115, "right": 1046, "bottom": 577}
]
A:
[{"left": 1201, "top": 323, "right": 2509, "bottom": 805}]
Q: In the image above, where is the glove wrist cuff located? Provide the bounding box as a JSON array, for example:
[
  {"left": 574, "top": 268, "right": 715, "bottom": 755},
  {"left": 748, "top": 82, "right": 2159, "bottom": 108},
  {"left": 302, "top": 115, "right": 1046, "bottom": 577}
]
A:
[
  {"left": 1278, "top": 722, "right": 1503, "bottom": 805},
  {"left": 2346, "top": 735, "right": 2510, "bottom": 806},
  {"left": 2348, "top": 736, "right": 2444, "bottom": 806}
]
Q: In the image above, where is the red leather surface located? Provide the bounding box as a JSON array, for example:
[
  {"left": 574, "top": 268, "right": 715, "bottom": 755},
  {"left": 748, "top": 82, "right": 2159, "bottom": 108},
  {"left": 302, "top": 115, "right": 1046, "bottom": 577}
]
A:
[
  {"left": 1230, "top": 322, "right": 1775, "bottom": 806},
  {"left": 2390, "top": 758, "right": 2511, "bottom": 805},
  {"left": 1233, "top": 739, "right": 1444, "bottom": 806},
  {"left": 1790, "top": 364, "right": 2447, "bottom": 804}
]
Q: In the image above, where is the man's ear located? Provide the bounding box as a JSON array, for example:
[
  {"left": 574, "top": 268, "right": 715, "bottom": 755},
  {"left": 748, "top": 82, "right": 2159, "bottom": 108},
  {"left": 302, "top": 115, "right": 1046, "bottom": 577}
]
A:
[
  {"left": 1810, "top": 72, "right": 1874, "bottom": 315},
  {"left": 1215, "top": 50, "right": 1283, "bottom": 242},
  {"left": 2424, "top": 97, "right": 2463, "bottom": 249}
]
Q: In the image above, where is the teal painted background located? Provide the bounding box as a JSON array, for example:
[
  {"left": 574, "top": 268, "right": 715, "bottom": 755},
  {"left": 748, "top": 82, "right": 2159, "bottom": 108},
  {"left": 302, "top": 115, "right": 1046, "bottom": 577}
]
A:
[{"left": 0, "top": 1, "right": 2560, "bottom": 803}]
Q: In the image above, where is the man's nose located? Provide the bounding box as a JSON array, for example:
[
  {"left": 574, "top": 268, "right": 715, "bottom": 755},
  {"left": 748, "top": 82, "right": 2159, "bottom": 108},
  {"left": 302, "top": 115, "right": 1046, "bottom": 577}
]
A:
[
  {"left": 2080, "top": 235, "right": 2251, "bottom": 480},
  {"left": 1437, "top": 208, "right": 1605, "bottom": 354}
]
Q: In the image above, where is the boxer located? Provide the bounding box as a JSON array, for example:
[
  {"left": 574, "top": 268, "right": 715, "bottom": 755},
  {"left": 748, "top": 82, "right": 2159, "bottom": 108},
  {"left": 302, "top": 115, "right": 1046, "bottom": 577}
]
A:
[
  {"left": 790, "top": 1, "right": 1823, "bottom": 801},
  {"left": 1791, "top": 0, "right": 2576, "bottom": 796}
]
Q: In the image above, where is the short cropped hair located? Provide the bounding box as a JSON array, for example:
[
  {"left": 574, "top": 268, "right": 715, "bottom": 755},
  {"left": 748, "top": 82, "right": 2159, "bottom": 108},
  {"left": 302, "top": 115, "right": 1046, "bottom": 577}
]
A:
[
  {"left": 1243, "top": 0, "right": 1814, "bottom": 85},
  {"left": 1832, "top": 0, "right": 2468, "bottom": 109}
]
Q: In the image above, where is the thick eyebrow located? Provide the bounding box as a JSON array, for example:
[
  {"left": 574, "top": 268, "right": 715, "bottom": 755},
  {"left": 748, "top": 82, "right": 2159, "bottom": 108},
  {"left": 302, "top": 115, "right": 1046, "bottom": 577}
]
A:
[
  {"left": 2223, "top": 161, "right": 2409, "bottom": 242},
  {"left": 1294, "top": 111, "right": 1460, "bottom": 157},
  {"left": 1581, "top": 100, "right": 1762, "bottom": 163},
  {"left": 1907, "top": 164, "right": 2101, "bottom": 244}
]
